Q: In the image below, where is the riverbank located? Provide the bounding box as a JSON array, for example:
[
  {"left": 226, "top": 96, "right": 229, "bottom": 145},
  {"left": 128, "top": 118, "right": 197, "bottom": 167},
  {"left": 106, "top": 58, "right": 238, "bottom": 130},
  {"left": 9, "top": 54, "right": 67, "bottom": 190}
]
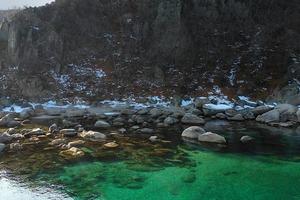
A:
[{"left": 0, "top": 96, "right": 299, "bottom": 156}]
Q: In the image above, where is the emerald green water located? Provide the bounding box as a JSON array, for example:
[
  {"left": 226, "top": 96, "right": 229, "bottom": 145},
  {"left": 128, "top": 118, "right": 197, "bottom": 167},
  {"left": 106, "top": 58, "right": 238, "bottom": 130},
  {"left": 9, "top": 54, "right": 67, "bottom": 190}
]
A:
[
  {"left": 34, "top": 149, "right": 300, "bottom": 200},
  {"left": 1, "top": 121, "right": 300, "bottom": 200}
]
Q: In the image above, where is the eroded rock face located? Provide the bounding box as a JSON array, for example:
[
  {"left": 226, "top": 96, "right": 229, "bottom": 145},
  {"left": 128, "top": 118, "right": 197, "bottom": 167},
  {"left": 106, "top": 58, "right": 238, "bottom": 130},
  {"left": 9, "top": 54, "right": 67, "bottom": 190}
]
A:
[{"left": 0, "top": 0, "right": 298, "bottom": 100}]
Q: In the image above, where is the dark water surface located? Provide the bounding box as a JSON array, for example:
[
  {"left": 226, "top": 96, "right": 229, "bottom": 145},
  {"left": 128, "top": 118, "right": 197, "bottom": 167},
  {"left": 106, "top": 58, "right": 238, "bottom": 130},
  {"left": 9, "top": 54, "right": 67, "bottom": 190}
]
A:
[{"left": 1, "top": 121, "right": 300, "bottom": 200}]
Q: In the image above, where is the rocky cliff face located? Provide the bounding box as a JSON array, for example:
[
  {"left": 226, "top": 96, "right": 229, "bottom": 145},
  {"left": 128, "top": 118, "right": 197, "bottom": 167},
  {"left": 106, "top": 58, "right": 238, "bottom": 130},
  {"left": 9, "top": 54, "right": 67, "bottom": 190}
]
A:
[{"left": 0, "top": 0, "right": 299, "bottom": 101}]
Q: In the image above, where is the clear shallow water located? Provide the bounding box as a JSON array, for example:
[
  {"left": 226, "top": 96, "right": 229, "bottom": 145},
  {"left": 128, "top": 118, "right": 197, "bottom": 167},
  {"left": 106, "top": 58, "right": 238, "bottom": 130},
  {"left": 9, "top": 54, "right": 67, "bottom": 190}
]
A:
[
  {"left": 1, "top": 121, "right": 300, "bottom": 200},
  {"left": 34, "top": 150, "right": 300, "bottom": 200}
]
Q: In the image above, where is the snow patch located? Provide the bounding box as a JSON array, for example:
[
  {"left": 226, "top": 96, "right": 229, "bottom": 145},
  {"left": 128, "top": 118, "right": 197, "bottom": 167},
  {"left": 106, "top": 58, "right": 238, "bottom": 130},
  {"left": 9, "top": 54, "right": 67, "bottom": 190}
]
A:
[{"left": 204, "top": 103, "right": 233, "bottom": 110}]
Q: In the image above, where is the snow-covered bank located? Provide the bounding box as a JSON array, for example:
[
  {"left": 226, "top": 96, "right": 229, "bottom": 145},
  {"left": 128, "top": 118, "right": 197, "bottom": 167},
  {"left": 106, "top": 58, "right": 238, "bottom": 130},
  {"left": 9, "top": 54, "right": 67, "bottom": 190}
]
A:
[{"left": 1, "top": 95, "right": 278, "bottom": 114}]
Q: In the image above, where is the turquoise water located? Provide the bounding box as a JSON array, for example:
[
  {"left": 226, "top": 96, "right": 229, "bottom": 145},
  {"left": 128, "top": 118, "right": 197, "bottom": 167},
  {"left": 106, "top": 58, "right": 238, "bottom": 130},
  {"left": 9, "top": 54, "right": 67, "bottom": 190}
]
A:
[
  {"left": 1, "top": 121, "right": 300, "bottom": 200},
  {"left": 34, "top": 149, "right": 300, "bottom": 200}
]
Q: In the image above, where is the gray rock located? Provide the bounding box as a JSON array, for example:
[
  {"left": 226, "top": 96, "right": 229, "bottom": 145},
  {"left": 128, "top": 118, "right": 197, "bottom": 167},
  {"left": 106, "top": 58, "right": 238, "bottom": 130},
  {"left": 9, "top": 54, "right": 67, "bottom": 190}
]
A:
[
  {"left": 45, "top": 108, "right": 65, "bottom": 116},
  {"left": 121, "top": 109, "right": 135, "bottom": 115},
  {"left": 240, "top": 135, "right": 254, "bottom": 143},
  {"left": 118, "top": 128, "right": 127, "bottom": 134},
  {"left": 138, "top": 128, "right": 155, "bottom": 134},
  {"left": 65, "top": 109, "right": 86, "bottom": 118},
  {"left": 7, "top": 128, "right": 16, "bottom": 135},
  {"left": 276, "top": 104, "right": 298, "bottom": 122},
  {"left": 0, "top": 133, "right": 13, "bottom": 143},
  {"left": 7, "top": 120, "right": 21, "bottom": 128},
  {"left": 256, "top": 110, "right": 280, "bottom": 123},
  {"left": 9, "top": 143, "right": 23, "bottom": 151},
  {"left": 187, "top": 108, "right": 202, "bottom": 116},
  {"left": 94, "top": 120, "right": 111, "bottom": 128},
  {"left": 130, "top": 125, "right": 140, "bottom": 131},
  {"left": 137, "top": 109, "right": 149, "bottom": 115},
  {"left": 198, "top": 132, "right": 226, "bottom": 144},
  {"left": 49, "top": 138, "right": 66, "bottom": 146},
  {"left": 225, "top": 109, "right": 238, "bottom": 117},
  {"left": 149, "top": 135, "right": 159, "bottom": 142},
  {"left": 228, "top": 114, "right": 244, "bottom": 121},
  {"left": 49, "top": 123, "right": 58, "bottom": 134},
  {"left": 60, "top": 129, "right": 77, "bottom": 137},
  {"left": 252, "top": 106, "right": 273, "bottom": 116},
  {"left": 0, "top": 143, "right": 5, "bottom": 153},
  {"left": 181, "top": 113, "right": 205, "bottom": 125},
  {"left": 0, "top": 113, "right": 17, "bottom": 127},
  {"left": 132, "top": 115, "right": 145, "bottom": 124},
  {"left": 19, "top": 108, "right": 34, "bottom": 119},
  {"left": 31, "top": 115, "right": 62, "bottom": 125},
  {"left": 164, "top": 117, "right": 179, "bottom": 125},
  {"left": 149, "top": 108, "right": 163, "bottom": 118},
  {"left": 241, "top": 110, "right": 255, "bottom": 120},
  {"left": 297, "top": 109, "right": 300, "bottom": 122},
  {"left": 11, "top": 133, "right": 24, "bottom": 139},
  {"left": 194, "top": 97, "right": 210, "bottom": 109},
  {"left": 275, "top": 104, "right": 298, "bottom": 115},
  {"left": 182, "top": 126, "right": 205, "bottom": 139},
  {"left": 216, "top": 113, "right": 226, "bottom": 119},
  {"left": 67, "top": 140, "right": 85, "bottom": 148},
  {"left": 27, "top": 128, "right": 45, "bottom": 136}
]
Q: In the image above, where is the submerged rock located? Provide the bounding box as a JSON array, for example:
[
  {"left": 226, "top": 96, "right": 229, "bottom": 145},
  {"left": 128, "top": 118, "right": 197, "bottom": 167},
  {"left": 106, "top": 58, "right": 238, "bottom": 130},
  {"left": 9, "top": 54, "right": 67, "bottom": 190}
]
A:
[
  {"left": 182, "top": 126, "right": 205, "bottom": 139},
  {"left": 198, "top": 132, "right": 226, "bottom": 144},
  {"left": 240, "top": 135, "right": 254, "bottom": 143},
  {"left": 297, "top": 109, "right": 300, "bottom": 122},
  {"left": 67, "top": 140, "right": 85, "bottom": 148},
  {"left": 181, "top": 113, "right": 205, "bottom": 125},
  {"left": 104, "top": 142, "right": 119, "bottom": 148},
  {"left": 149, "top": 135, "right": 159, "bottom": 142},
  {"left": 138, "top": 128, "right": 155, "bottom": 134},
  {"left": 59, "top": 147, "right": 85, "bottom": 159},
  {"left": 60, "top": 129, "right": 77, "bottom": 137},
  {"left": 49, "top": 138, "right": 66, "bottom": 146}
]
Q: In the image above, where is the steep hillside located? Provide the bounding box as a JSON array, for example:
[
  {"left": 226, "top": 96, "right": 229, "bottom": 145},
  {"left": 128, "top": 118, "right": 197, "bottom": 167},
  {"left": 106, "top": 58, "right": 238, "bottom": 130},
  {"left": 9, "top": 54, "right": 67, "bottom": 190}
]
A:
[{"left": 0, "top": 0, "right": 299, "bottom": 102}]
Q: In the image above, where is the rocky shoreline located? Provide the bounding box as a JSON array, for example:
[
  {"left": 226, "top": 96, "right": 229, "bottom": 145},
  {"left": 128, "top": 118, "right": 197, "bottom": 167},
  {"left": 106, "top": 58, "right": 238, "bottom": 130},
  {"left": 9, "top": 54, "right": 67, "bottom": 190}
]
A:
[{"left": 0, "top": 97, "right": 299, "bottom": 159}]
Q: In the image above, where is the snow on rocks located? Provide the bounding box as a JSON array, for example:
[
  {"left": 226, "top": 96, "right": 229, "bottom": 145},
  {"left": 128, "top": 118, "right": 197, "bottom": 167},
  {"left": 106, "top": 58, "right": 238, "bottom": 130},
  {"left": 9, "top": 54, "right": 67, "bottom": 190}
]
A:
[{"left": 202, "top": 104, "right": 233, "bottom": 116}]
